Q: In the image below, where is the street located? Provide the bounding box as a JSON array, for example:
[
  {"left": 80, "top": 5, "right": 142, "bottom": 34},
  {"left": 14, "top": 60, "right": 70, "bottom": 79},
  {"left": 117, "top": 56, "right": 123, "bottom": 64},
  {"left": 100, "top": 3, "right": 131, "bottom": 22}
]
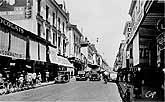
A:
[{"left": 0, "top": 79, "right": 122, "bottom": 102}]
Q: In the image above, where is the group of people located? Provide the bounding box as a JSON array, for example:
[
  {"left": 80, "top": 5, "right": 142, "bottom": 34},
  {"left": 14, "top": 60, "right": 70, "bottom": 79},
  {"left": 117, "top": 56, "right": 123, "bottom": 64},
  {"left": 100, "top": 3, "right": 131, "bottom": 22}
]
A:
[{"left": 0, "top": 71, "right": 42, "bottom": 91}]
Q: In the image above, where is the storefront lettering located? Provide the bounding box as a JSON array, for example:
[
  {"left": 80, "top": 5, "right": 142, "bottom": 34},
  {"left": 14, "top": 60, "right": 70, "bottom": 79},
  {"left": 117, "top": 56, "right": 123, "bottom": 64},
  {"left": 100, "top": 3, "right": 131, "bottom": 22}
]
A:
[
  {"left": 0, "top": 50, "right": 25, "bottom": 59},
  {"left": 145, "top": 91, "right": 156, "bottom": 98},
  {"left": 0, "top": 17, "right": 24, "bottom": 34}
]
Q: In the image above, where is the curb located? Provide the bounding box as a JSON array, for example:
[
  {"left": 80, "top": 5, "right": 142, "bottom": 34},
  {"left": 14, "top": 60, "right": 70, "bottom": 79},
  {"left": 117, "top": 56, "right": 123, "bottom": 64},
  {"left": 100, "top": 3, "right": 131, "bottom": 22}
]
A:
[{"left": 34, "top": 81, "right": 55, "bottom": 88}]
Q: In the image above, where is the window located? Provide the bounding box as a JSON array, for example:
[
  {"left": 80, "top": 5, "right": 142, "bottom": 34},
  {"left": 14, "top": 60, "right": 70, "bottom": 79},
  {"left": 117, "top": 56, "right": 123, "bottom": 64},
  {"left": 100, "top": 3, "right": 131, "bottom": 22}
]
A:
[
  {"left": 53, "top": 32, "right": 57, "bottom": 45},
  {"left": 58, "top": 36, "right": 61, "bottom": 48},
  {"left": 53, "top": 12, "right": 55, "bottom": 26},
  {"left": 55, "top": 33, "right": 57, "bottom": 46},
  {"left": 46, "top": 6, "right": 49, "bottom": 21},
  {"left": 37, "top": 23, "right": 41, "bottom": 36},
  {"left": 46, "top": 29, "right": 51, "bottom": 41},
  {"left": 58, "top": 18, "right": 60, "bottom": 31},
  {"left": 37, "top": 0, "right": 41, "bottom": 14},
  {"left": 62, "top": 22, "right": 65, "bottom": 33},
  {"left": 53, "top": 32, "right": 55, "bottom": 45},
  {"left": 58, "top": 36, "right": 61, "bottom": 54},
  {"left": 63, "top": 39, "right": 65, "bottom": 54},
  {"left": 130, "top": 48, "right": 133, "bottom": 58}
]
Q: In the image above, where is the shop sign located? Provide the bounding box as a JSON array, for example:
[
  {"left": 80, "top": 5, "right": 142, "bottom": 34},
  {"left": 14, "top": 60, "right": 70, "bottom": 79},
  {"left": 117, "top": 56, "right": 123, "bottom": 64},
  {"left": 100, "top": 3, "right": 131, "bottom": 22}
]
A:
[
  {"left": 0, "top": 49, "right": 25, "bottom": 59},
  {"left": 0, "top": 17, "right": 24, "bottom": 33},
  {"left": 0, "top": 0, "right": 33, "bottom": 19},
  {"left": 131, "top": 7, "right": 144, "bottom": 39}
]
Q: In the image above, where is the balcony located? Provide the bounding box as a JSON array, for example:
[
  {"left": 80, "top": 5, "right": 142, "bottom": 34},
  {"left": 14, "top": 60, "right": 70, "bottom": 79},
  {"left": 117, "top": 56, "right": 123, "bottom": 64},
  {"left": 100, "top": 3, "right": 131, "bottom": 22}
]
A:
[
  {"left": 80, "top": 41, "right": 89, "bottom": 47},
  {"left": 36, "top": 13, "right": 44, "bottom": 23},
  {"left": 45, "top": 20, "right": 51, "bottom": 28}
]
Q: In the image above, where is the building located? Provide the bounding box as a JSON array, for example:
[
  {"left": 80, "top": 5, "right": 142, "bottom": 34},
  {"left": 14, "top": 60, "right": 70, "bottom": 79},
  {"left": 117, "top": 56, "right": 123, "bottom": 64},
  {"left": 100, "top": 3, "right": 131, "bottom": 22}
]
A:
[
  {"left": 113, "top": 40, "right": 126, "bottom": 72},
  {"left": 124, "top": 0, "right": 164, "bottom": 100},
  {"left": 0, "top": 16, "right": 54, "bottom": 82},
  {"left": 0, "top": 0, "right": 74, "bottom": 81},
  {"left": 102, "top": 59, "right": 109, "bottom": 72},
  {"left": 66, "top": 24, "right": 84, "bottom": 75}
]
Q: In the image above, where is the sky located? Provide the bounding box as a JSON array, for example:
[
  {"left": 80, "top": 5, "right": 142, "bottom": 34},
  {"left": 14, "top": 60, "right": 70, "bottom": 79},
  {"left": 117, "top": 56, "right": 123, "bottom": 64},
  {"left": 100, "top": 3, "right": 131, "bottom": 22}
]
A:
[{"left": 57, "top": 0, "right": 132, "bottom": 67}]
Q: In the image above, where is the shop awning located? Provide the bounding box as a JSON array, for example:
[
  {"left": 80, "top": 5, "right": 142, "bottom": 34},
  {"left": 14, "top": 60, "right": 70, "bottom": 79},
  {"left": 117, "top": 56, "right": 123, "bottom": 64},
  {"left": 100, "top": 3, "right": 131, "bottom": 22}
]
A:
[
  {"left": 87, "top": 63, "right": 99, "bottom": 69},
  {"left": 48, "top": 46, "right": 73, "bottom": 68},
  {"left": 56, "top": 56, "right": 74, "bottom": 68},
  {"left": 49, "top": 46, "right": 57, "bottom": 64}
]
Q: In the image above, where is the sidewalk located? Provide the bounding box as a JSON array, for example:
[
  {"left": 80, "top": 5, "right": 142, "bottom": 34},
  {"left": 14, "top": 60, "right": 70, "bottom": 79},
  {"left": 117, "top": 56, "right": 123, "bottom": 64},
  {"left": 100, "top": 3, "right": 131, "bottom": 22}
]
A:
[
  {"left": 117, "top": 82, "right": 164, "bottom": 102},
  {"left": 35, "top": 81, "right": 55, "bottom": 88},
  {"left": 35, "top": 77, "right": 75, "bottom": 88}
]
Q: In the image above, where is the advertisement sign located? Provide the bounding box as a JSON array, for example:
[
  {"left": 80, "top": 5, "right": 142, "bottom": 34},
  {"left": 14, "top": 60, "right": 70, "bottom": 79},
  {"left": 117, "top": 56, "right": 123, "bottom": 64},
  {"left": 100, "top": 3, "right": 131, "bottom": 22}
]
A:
[
  {"left": 0, "top": 16, "right": 24, "bottom": 33},
  {"left": 0, "top": 0, "right": 33, "bottom": 19},
  {"left": 133, "top": 32, "right": 140, "bottom": 66}
]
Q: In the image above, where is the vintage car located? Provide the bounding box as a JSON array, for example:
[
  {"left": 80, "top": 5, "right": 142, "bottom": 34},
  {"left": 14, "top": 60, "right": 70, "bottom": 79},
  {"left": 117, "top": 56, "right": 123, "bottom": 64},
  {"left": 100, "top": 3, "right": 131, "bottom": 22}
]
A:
[
  {"left": 54, "top": 71, "right": 70, "bottom": 83},
  {"left": 108, "top": 72, "right": 117, "bottom": 82},
  {"left": 76, "top": 71, "right": 88, "bottom": 81},
  {"left": 89, "top": 73, "right": 101, "bottom": 81}
]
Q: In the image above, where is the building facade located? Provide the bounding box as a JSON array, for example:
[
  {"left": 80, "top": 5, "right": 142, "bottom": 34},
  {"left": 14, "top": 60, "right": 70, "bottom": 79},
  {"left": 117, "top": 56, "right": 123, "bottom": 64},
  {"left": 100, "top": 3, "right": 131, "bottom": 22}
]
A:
[
  {"left": 0, "top": 16, "right": 53, "bottom": 83},
  {"left": 66, "top": 24, "right": 84, "bottom": 75},
  {"left": 0, "top": 0, "right": 74, "bottom": 81},
  {"left": 123, "top": 0, "right": 164, "bottom": 100}
]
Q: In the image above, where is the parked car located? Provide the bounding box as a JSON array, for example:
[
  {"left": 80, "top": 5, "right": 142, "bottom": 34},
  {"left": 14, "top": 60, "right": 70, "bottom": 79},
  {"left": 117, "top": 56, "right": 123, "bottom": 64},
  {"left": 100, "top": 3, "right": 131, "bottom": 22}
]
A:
[
  {"left": 89, "top": 73, "right": 101, "bottom": 81},
  {"left": 76, "top": 71, "right": 88, "bottom": 81},
  {"left": 108, "top": 72, "right": 117, "bottom": 82},
  {"left": 54, "top": 71, "right": 70, "bottom": 83}
]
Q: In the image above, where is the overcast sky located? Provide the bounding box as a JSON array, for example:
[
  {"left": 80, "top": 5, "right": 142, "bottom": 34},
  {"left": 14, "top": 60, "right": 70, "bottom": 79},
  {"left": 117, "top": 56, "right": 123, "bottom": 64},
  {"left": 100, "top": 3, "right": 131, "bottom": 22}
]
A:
[{"left": 57, "top": 0, "right": 132, "bottom": 67}]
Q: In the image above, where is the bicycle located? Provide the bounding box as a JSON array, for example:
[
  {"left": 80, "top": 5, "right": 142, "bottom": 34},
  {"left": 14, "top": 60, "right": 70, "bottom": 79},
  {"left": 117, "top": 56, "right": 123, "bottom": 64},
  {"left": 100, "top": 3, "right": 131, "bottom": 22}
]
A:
[{"left": 0, "top": 82, "right": 7, "bottom": 95}]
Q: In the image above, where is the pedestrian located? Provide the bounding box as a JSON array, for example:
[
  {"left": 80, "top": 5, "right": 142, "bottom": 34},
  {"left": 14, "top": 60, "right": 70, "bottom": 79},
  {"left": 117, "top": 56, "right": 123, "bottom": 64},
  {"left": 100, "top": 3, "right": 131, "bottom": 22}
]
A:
[
  {"left": 32, "top": 72, "right": 36, "bottom": 86},
  {"left": 0, "top": 73, "right": 4, "bottom": 84},
  {"left": 38, "top": 72, "right": 42, "bottom": 83},
  {"left": 18, "top": 74, "right": 24, "bottom": 88},
  {"left": 46, "top": 71, "right": 49, "bottom": 82}
]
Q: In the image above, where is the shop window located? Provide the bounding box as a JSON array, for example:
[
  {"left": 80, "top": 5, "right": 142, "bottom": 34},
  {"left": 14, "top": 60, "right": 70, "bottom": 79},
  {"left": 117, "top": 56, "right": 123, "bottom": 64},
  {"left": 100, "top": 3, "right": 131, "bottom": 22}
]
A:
[{"left": 0, "top": 25, "right": 9, "bottom": 50}]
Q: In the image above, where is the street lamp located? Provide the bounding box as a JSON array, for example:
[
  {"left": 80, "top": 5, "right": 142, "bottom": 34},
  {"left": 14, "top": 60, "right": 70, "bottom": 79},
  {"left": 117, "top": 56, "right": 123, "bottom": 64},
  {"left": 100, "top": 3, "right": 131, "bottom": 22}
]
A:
[
  {"left": 138, "top": 67, "right": 141, "bottom": 72},
  {"left": 163, "top": 68, "right": 165, "bottom": 73}
]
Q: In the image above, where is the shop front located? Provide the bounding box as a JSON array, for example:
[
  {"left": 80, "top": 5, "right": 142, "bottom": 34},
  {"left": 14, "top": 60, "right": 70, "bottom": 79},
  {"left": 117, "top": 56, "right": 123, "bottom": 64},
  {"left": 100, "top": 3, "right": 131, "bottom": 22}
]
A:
[
  {"left": 0, "top": 16, "right": 27, "bottom": 83},
  {"left": 129, "top": 1, "right": 164, "bottom": 101},
  {"left": 56, "top": 55, "right": 74, "bottom": 78},
  {"left": 68, "top": 57, "right": 83, "bottom": 76},
  {"left": 48, "top": 46, "right": 58, "bottom": 81},
  {"left": 37, "top": 43, "right": 47, "bottom": 82}
]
